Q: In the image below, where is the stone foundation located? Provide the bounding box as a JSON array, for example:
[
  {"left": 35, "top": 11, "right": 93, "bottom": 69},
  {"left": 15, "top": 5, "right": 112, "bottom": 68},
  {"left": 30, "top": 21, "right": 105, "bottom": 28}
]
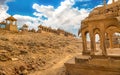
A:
[{"left": 65, "top": 55, "right": 120, "bottom": 75}]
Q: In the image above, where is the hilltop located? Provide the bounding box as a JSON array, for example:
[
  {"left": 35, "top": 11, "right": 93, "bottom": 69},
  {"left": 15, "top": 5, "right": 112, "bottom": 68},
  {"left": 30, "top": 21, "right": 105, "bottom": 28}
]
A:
[{"left": 0, "top": 30, "right": 82, "bottom": 75}]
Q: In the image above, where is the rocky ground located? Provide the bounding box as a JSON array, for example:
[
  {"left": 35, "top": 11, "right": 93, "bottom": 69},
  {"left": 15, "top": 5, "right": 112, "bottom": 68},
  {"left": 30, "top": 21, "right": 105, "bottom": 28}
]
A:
[{"left": 0, "top": 30, "right": 82, "bottom": 75}]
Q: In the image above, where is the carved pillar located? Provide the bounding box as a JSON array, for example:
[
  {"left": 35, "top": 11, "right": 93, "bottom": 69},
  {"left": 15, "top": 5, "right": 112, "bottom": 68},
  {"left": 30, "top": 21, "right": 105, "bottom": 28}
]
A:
[
  {"left": 101, "top": 32, "right": 107, "bottom": 55},
  {"left": 109, "top": 34, "right": 113, "bottom": 48},
  {"left": 82, "top": 32, "right": 87, "bottom": 55},
  {"left": 90, "top": 31, "right": 95, "bottom": 55}
]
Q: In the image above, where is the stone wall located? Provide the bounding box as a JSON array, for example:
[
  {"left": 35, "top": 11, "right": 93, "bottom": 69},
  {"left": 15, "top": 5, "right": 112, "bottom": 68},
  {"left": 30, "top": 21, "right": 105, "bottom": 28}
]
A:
[
  {"left": 38, "top": 25, "right": 75, "bottom": 37},
  {"left": 65, "top": 55, "right": 120, "bottom": 75}
]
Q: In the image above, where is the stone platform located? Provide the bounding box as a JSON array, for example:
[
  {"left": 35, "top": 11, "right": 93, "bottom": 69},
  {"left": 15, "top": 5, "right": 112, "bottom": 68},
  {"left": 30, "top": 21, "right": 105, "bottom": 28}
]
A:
[{"left": 65, "top": 55, "right": 120, "bottom": 75}]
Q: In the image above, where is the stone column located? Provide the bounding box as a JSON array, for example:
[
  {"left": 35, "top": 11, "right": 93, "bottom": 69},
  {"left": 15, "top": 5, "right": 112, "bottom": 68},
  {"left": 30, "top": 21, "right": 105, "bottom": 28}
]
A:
[
  {"left": 109, "top": 34, "right": 113, "bottom": 48},
  {"left": 101, "top": 33, "right": 107, "bottom": 56},
  {"left": 90, "top": 31, "right": 95, "bottom": 55},
  {"left": 82, "top": 32, "right": 87, "bottom": 55}
]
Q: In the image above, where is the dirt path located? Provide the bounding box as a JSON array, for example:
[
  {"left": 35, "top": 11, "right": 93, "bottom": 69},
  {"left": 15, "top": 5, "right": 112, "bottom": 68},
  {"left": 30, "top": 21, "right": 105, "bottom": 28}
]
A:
[{"left": 29, "top": 53, "right": 81, "bottom": 75}]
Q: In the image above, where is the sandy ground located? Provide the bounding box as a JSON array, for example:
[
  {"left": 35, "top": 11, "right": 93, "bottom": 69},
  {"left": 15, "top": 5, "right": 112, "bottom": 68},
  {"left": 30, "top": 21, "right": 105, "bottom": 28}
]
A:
[
  {"left": 29, "top": 48, "right": 120, "bottom": 75},
  {"left": 29, "top": 53, "right": 82, "bottom": 75},
  {"left": 0, "top": 30, "right": 119, "bottom": 75},
  {"left": 0, "top": 30, "right": 82, "bottom": 75}
]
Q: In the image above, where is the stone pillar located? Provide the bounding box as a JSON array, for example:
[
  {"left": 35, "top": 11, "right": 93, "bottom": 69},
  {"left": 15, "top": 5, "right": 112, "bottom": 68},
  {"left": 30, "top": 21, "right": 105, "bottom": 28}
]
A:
[
  {"left": 82, "top": 32, "right": 87, "bottom": 55},
  {"left": 101, "top": 33, "right": 107, "bottom": 56},
  {"left": 90, "top": 31, "right": 95, "bottom": 55},
  {"left": 109, "top": 34, "right": 113, "bottom": 48}
]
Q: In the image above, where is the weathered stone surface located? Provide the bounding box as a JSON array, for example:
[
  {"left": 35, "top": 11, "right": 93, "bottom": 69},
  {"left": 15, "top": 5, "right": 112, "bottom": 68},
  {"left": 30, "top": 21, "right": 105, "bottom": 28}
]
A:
[
  {"left": 65, "top": 1, "right": 120, "bottom": 75},
  {"left": 0, "top": 16, "right": 18, "bottom": 32},
  {"left": 78, "top": 0, "right": 120, "bottom": 56},
  {"left": 65, "top": 55, "right": 120, "bottom": 75}
]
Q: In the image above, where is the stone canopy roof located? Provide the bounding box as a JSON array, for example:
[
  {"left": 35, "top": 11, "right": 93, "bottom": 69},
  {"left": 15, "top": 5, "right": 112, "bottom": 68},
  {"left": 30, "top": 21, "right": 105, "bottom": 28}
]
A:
[{"left": 5, "top": 16, "right": 17, "bottom": 21}]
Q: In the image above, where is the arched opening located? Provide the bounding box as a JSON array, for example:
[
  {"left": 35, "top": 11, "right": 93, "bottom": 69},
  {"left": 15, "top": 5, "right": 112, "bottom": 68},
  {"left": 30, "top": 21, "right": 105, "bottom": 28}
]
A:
[
  {"left": 85, "top": 32, "right": 91, "bottom": 51},
  {"left": 105, "top": 25, "right": 120, "bottom": 55},
  {"left": 112, "top": 32, "right": 120, "bottom": 48},
  {"left": 82, "top": 30, "right": 91, "bottom": 55},
  {"left": 95, "top": 34, "right": 101, "bottom": 55},
  {"left": 106, "top": 32, "right": 120, "bottom": 56},
  {"left": 0, "top": 24, "right": 6, "bottom": 28}
]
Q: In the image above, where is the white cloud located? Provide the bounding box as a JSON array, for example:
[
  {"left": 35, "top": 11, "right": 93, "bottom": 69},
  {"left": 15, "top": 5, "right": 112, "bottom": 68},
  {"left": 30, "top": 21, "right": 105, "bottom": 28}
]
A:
[
  {"left": 33, "top": 0, "right": 90, "bottom": 34},
  {"left": 0, "top": 0, "right": 41, "bottom": 30},
  {"left": 107, "top": 0, "right": 118, "bottom": 4},
  {"left": 0, "top": 0, "right": 90, "bottom": 35},
  {"left": 33, "top": 4, "right": 54, "bottom": 18},
  {"left": 0, "top": 0, "right": 14, "bottom": 5},
  {"left": 13, "top": 14, "right": 42, "bottom": 30},
  {"left": 0, "top": 0, "right": 15, "bottom": 22},
  {"left": 0, "top": 1, "right": 10, "bottom": 22},
  {"left": 107, "top": 0, "right": 113, "bottom": 4}
]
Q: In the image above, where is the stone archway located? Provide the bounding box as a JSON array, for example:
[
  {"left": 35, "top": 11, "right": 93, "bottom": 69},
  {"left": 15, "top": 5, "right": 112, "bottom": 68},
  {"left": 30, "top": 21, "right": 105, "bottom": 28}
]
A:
[
  {"left": 93, "top": 28, "right": 102, "bottom": 55},
  {"left": 81, "top": 30, "right": 91, "bottom": 55},
  {"left": 105, "top": 26, "right": 120, "bottom": 48},
  {"left": 112, "top": 32, "right": 120, "bottom": 48}
]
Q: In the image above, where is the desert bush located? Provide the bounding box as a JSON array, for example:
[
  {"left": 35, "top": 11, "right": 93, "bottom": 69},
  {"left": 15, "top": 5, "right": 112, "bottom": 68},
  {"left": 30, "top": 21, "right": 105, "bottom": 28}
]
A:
[
  {"left": 14, "top": 66, "right": 28, "bottom": 75},
  {"left": 0, "top": 54, "right": 10, "bottom": 61},
  {"left": 40, "top": 42, "right": 47, "bottom": 47},
  {"left": 4, "top": 45, "right": 14, "bottom": 52},
  {"left": 20, "top": 50, "right": 28, "bottom": 55},
  {"left": 27, "top": 42, "right": 36, "bottom": 47},
  {"left": 14, "top": 41, "right": 24, "bottom": 45},
  {"left": 0, "top": 36, "right": 9, "bottom": 41},
  {"left": 0, "top": 44, "right": 14, "bottom": 52}
]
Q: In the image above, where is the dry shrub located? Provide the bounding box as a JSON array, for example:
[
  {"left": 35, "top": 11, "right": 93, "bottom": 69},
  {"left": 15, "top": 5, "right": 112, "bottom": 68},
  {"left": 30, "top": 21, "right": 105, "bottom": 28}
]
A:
[
  {"left": 0, "top": 54, "right": 10, "bottom": 61},
  {"left": 0, "top": 36, "right": 9, "bottom": 41}
]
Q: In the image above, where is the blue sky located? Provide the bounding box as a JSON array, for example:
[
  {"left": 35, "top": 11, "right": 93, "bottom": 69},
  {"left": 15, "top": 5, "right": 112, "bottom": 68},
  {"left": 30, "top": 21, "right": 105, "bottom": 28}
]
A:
[
  {"left": 0, "top": 0, "right": 111, "bottom": 35},
  {"left": 7, "top": 0, "right": 64, "bottom": 16},
  {"left": 7, "top": 0, "right": 108, "bottom": 17}
]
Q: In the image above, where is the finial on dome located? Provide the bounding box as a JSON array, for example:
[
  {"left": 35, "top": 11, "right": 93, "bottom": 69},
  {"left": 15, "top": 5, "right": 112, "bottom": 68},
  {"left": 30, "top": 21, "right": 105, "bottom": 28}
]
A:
[{"left": 103, "top": 0, "right": 107, "bottom": 6}]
